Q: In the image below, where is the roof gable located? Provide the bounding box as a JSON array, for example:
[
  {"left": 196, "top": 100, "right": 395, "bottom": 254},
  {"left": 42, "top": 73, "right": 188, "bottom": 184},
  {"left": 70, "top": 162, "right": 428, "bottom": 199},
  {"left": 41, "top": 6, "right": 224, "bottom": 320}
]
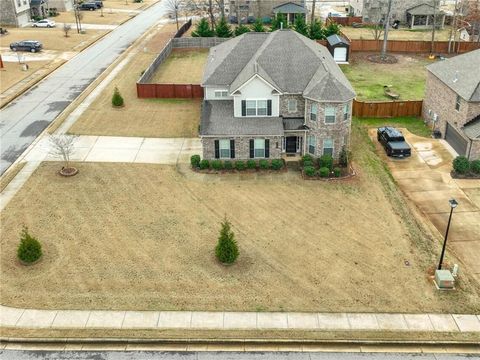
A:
[
  {"left": 407, "top": 3, "right": 445, "bottom": 15},
  {"left": 273, "top": 2, "right": 306, "bottom": 14}
]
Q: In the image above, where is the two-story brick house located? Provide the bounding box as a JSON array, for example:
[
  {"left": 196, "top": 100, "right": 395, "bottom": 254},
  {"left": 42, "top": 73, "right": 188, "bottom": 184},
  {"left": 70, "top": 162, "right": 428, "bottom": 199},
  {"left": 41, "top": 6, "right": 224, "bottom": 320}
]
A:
[
  {"left": 423, "top": 49, "right": 480, "bottom": 160},
  {"left": 200, "top": 30, "right": 356, "bottom": 161}
]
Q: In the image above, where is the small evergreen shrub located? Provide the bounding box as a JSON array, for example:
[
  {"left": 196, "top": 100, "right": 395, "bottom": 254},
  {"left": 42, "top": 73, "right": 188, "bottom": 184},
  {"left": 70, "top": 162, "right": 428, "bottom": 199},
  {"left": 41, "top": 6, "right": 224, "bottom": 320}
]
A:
[
  {"left": 215, "top": 218, "right": 239, "bottom": 264},
  {"left": 303, "top": 160, "right": 314, "bottom": 168},
  {"left": 259, "top": 159, "right": 270, "bottom": 169},
  {"left": 111, "top": 86, "right": 124, "bottom": 107},
  {"left": 339, "top": 146, "right": 349, "bottom": 167},
  {"left": 199, "top": 159, "right": 210, "bottom": 170},
  {"left": 224, "top": 160, "right": 233, "bottom": 170},
  {"left": 319, "top": 155, "right": 333, "bottom": 170},
  {"left": 235, "top": 160, "right": 246, "bottom": 171},
  {"left": 453, "top": 156, "right": 470, "bottom": 174},
  {"left": 247, "top": 159, "right": 257, "bottom": 169},
  {"left": 271, "top": 159, "right": 283, "bottom": 170},
  {"left": 211, "top": 160, "right": 224, "bottom": 170},
  {"left": 17, "top": 227, "right": 42, "bottom": 264},
  {"left": 302, "top": 154, "right": 313, "bottom": 163},
  {"left": 470, "top": 160, "right": 480, "bottom": 174},
  {"left": 191, "top": 18, "right": 214, "bottom": 37},
  {"left": 319, "top": 167, "right": 329, "bottom": 178},
  {"left": 190, "top": 154, "right": 201, "bottom": 168},
  {"left": 304, "top": 166, "right": 315, "bottom": 177},
  {"left": 333, "top": 167, "right": 341, "bottom": 177}
]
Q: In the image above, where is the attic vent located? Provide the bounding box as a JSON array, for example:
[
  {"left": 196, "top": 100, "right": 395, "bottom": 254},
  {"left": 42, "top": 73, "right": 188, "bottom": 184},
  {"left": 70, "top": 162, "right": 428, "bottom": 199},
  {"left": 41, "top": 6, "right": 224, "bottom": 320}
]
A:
[{"left": 453, "top": 70, "right": 458, "bottom": 83}]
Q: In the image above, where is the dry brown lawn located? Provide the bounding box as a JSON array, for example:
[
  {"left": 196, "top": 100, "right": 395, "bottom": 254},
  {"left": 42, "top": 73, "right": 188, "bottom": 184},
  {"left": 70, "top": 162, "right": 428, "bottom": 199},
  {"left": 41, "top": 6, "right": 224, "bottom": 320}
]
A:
[
  {"left": 0, "top": 60, "right": 50, "bottom": 93},
  {"left": 1, "top": 125, "right": 479, "bottom": 313},
  {"left": 150, "top": 48, "right": 209, "bottom": 84},
  {"left": 341, "top": 27, "right": 452, "bottom": 41},
  {"left": 54, "top": 10, "right": 133, "bottom": 26},
  {"left": 68, "top": 24, "right": 200, "bottom": 138},
  {"left": 0, "top": 27, "right": 107, "bottom": 52},
  {"left": 103, "top": 0, "right": 157, "bottom": 10}
]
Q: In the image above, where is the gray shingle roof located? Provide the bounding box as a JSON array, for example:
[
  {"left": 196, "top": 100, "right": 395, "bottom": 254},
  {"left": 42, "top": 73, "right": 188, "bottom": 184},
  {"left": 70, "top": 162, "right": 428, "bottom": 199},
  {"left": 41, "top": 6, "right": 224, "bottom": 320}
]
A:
[
  {"left": 203, "top": 30, "right": 355, "bottom": 102},
  {"left": 427, "top": 49, "right": 480, "bottom": 102},
  {"left": 327, "top": 34, "right": 349, "bottom": 46},
  {"left": 464, "top": 115, "right": 480, "bottom": 139},
  {"left": 273, "top": 2, "right": 306, "bottom": 14},
  {"left": 200, "top": 101, "right": 284, "bottom": 136},
  {"left": 407, "top": 3, "right": 445, "bottom": 16},
  {"left": 283, "top": 118, "right": 306, "bottom": 131}
]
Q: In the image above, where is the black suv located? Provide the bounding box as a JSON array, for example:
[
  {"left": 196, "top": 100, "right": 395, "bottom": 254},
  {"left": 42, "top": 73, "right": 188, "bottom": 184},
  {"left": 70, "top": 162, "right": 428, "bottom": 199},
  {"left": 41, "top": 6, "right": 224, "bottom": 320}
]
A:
[
  {"left": 79, "top": 2, "right": 97, "bottom": 10},
  {"left": 10, "top": 40, "right": 43, "bottom": 53},
  {"left": 377, "top": 127, "right": 411, "bottom": 157},
  {"left": 94, "top": 0, "right": 103, "bottom": 8}
]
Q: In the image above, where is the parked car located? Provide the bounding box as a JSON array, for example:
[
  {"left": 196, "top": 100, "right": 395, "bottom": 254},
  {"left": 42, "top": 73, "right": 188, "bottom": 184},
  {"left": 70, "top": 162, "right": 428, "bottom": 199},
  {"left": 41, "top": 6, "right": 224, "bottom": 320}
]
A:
[
  {"left": 78, "top": 2, "right": 97, "bottom": 10},
  {"left": 94, "top": 0, "right": 103, "bottom": 8},
  {"left": 32, "top": 19, "right": 56, "bottom": 27},
  {"left": 9, "top": 40, "right": 43, "bottom": 53},
  {"left": 377, "top": 127, "right": 411, "bottom": 157}
]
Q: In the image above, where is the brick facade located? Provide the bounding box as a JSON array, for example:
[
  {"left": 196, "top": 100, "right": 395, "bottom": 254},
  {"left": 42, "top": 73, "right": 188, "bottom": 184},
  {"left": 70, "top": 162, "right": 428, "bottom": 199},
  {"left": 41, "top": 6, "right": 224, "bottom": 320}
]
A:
[
  {"left": 423, "top": 72, "right": 480, "bottom": 160},
  {"left": 202, "top": 136, "right": 282, "bottom": 160},
  {"left": 280, "top": 94, "right": 305, "bottom": 118}
]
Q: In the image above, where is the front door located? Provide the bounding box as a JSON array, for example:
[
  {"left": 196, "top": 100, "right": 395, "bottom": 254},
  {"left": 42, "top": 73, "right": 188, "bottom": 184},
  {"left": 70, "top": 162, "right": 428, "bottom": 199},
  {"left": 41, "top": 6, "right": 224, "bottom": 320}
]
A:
[{"left": 286, "top": 136, "right": 297, "bottom": 154}]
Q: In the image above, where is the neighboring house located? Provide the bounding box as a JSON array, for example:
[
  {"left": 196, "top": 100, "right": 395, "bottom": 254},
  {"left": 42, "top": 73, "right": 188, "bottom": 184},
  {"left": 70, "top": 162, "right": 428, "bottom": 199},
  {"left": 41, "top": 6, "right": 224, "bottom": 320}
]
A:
[
  {"left": 348, "top": 0, "right": 364, "bottom": 17},
  {"left": 200, "top": 30, "right": 356, "bottom": 161},
  {"left": 48, "top": 0, "right": 73, "bottom": 12},
  {"left": 406, "top": 3, "right": 446, "bottom": 29},
  {"left": 423, "top": 49, "right": 480, "bottom": 160},
  {"left": 30, "top": 0, "right": 48, "bottom": 19},
  {"left": 228, "top": 0, "right": 305, "bottom": 23},
  {"left": 0, "top": 0, "right": 31, "bottom": 26},
  {"left": 272, "top": 2, "right": 306, "bottom": 25},
  {"left": 359, "top": 0, "right": 442, "bottom": 25}
]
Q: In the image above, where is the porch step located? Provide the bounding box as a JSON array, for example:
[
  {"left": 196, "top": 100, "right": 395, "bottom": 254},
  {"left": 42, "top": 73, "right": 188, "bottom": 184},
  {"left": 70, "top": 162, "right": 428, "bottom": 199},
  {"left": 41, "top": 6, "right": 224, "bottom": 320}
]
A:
[{"left": 285, "top": 160, "right": 300, "bottom": 171}]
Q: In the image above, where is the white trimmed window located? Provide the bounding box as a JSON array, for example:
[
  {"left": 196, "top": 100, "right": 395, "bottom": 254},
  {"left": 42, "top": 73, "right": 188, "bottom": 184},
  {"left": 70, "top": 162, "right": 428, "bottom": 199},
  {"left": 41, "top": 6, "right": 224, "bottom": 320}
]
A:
[
  {"left": 310, "top": 103, "right": 318, "bottom": 121},
  {"left": 246, "top": 100, "right": 268, "bottom": 116},
  {"left": 325, "top": 106, "right": 336, "bottom": 124},
  {"left": 455, "top": 95, "right": 461, "bottom": 111},
  {"left": 219, "top": 139, "right": 231, "bottom": 159},
  {"left": 254, "top": 139, "right": 265, "bottom": 158},
  {"left": 343, "top": 103, "right": 350, "bottom": 121},
  {"left": 257, "top": 100, "right": 267, "bottom": 115},
  {"left": 246, "top": 100, "right": 257, "bottom": 116},
  {"left": 288, "top": 99, "right": 297, "bottom": 112},
  {"left": 323, "top": 138, "right": 334, "bottom": 156},
  {"left": 214, "top": 90, "right": 228, "bottom": 98},
  {"left": 308, "top": 135, "right": 316, "bottom": 155}
]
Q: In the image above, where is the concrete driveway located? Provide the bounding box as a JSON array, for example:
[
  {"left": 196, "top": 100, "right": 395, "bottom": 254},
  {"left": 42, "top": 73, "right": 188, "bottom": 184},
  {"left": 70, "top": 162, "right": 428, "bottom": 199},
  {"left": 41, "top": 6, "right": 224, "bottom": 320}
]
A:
[{"left": 370, "top": 129, "right": 480, "bottom": 282}]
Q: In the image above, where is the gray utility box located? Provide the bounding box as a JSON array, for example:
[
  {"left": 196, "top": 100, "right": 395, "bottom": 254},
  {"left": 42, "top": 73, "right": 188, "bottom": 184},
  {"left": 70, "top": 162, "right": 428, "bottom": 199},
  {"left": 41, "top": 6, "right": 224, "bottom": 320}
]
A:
[{"left": 435, "top": 270, "right": 455, "bottom": 289}]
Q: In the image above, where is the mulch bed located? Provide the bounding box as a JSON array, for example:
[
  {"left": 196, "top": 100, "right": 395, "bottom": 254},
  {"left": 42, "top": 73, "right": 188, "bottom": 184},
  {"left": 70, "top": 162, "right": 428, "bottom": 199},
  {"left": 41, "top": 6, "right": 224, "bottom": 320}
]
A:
[
  {"left": 367, "top": 54, "right": 398, "bottom": 64},
  {"left": 451, "top": 171, "right": 480, "bottom": 179},
  {"left": 59, "top": 167, "right": 79, "bottom": 177}
]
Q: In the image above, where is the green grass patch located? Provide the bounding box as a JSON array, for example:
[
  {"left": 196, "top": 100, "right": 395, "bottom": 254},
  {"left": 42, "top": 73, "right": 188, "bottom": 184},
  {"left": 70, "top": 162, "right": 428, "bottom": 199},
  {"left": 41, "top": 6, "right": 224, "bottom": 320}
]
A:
[{"left": 353, "top": 116, "right": 432, "bottom": 138}]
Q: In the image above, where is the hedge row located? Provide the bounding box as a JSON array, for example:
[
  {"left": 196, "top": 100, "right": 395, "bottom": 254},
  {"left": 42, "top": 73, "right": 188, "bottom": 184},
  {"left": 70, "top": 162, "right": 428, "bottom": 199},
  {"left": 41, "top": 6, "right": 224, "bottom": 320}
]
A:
[
  {"left": 452, "top": 156, "right": 480, "bottom": 177},
  {"left": 304, "top": 166, "right": 342, "bottom": 178},
  {"left": 191, "top": 155, "right": 284, "bottom": 171}
]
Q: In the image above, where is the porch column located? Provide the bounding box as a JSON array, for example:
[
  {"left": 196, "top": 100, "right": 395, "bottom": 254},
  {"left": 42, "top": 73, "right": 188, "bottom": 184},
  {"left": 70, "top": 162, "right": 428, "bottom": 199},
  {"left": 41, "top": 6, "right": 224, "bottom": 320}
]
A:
[
  {"left": 441, "top": 15, "right": 445, "bottom": 29},
  {"left": 411, "top": 15, "right": 414, "bottom": 28}
]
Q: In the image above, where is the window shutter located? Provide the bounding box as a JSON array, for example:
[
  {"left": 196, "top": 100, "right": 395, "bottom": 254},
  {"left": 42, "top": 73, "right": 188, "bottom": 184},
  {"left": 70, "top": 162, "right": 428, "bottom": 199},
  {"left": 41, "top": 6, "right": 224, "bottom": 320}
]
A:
[
  {"left": 242, "top": 100, "right": 246, "bottom": 116},
  {"left": 267, "top": 100, "right": 272, "bottom": 116},
  {"left": 265, "top": 139, "right": 270, "bottom": 158},
  {"left": 214, "top": 140, "right": 219, "bottom": 159},
  {"left": 230, "top": 139, "right": 235, "bottom": 159},
  {"left": 249, "top": 139, "right": 254, "bottom": 158}
]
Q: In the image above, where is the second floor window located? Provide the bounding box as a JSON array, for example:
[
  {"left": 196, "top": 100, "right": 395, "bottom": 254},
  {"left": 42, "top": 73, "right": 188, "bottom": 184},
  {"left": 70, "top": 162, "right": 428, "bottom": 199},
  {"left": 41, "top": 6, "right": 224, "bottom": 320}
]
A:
[
  {"left": 242, "top": 99, "right": 270, "bottom": 116},
  {"left": 287, "top": 99, "right": 297, "bottom": 112},
  {"left": 215, "top": 90, "right": 228, "bottom": 98},
  {"left": 325, "top": 106, "right": 336, "bottom": 124},
  {"left": 310, "top": 103, "right": 317, "bottom": 121},
  {"left": 343, "top": 103, "right": 350, "bottom": 121},
  {"left": 455, "top": 95, "right": 461, "bottom": 111}
]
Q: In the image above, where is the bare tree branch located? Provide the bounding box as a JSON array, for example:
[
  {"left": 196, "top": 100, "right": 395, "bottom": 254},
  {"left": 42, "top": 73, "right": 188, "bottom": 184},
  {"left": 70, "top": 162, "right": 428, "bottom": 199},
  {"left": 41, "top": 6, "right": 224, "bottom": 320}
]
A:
[{"left": 49, "top": 135, "right": 78, "bottom": 169}]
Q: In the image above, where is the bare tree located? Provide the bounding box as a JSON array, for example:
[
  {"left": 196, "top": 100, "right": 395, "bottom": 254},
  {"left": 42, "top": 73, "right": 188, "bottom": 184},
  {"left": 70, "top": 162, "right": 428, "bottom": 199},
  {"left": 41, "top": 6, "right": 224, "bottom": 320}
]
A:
[
  {"left": 430, "top": 0, "right": 439, "bottom": 55},
  {"left": 49, "top": 135, "right": 78, "bottom": 171},
  {"left": 215, "top": 0, "right": 225, "bottom": 18},
  {"left": 63, "top": 23, "right": 72, "bottom": 37},
  {"left": 310, "top": 0, "right": 316, "bottom": 24},
  {"left": 381, "top": 0, "right": 393, "bottom": 59},
  {"left": 208, "top": 0, "right": 216, "bottom": 30},
  {"left": 369, "top": 20, "right": 384, "bottom": 41},
  {"left": 165, "top": 0, "right": 182, "bottom": 30}
]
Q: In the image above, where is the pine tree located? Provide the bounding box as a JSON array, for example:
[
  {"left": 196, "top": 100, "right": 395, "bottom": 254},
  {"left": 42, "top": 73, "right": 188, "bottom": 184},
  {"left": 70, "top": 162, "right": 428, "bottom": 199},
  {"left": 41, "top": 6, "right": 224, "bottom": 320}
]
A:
[
  {"left": 270, "top": 14, "right": 288, "bottom": 31},
  {"left": 293, "top": 14, "right": 308, "bottom": 36},
  {"left": 215, "top": 17, "right": 233, "bottom": 38},
  {"left": 251, "top": 17, "right": 265, "bottom": 32},
  {"left": 215, "top": 217, "right": 239, "bottom": 264},
  {"left": 324, "top": 22, "right": 341, "bottom": 37},
  {"left": 17, "top": 226, "right": 42, "bottom": 264},
  {"left": 111, "top": 86, "right": 124, "bottom": 107},
  {"left": 234, "top": 24, "right": 251, "bottom": 36},
  {"left": 192, "top": 18, "right": 214, "bottom": 37},
  {"left": 308, "top": 18, "right": 324, "bottom": 40}
]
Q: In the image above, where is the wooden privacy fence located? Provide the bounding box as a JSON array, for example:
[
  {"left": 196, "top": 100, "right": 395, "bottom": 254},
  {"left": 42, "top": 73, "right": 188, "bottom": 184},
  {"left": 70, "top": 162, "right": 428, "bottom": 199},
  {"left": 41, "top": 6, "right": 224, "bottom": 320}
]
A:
[
  {"left": 347, "top": 39, "right": 480, "bottom": 54},
  {"left": 353, "top": 99, "right": 423, "bottom": 118},
  {"left": 327, "top": 16, "right": 363, "bottom": 26},
  {"left": 136, "top": 84, "right": 203, "bottom": 98}
]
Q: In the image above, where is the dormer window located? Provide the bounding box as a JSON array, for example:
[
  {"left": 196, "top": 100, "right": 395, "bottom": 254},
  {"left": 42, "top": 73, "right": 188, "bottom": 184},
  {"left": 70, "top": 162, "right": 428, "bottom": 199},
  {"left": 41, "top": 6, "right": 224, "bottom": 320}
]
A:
[
  {"left": 215, "top": 90, "right": 228, "bottom": 98},
  {"left": 287, "top": 99, "right": 297, "bottom": 112},
  {"left": 241, "top": 99, "right": 272, "bottom": 116}
]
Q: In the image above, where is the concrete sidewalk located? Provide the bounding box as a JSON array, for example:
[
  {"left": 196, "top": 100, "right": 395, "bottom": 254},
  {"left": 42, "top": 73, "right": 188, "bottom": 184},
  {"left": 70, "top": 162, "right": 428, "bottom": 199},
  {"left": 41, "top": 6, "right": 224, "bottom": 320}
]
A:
[{"left": 1, "top": 305, "right": 479, "bottom": 332}]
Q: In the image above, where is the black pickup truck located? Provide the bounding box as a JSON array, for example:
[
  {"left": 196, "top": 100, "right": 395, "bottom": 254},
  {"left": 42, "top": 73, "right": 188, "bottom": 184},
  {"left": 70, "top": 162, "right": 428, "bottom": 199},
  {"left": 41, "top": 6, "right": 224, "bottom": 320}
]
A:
[{"left": 377, "top": 127, "right": 411, "bottom": 157}]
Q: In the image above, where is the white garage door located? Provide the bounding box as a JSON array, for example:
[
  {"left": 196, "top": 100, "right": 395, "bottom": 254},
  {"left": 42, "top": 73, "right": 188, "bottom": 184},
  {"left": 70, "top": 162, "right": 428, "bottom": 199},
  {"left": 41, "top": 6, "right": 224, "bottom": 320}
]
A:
[{"left": 333, "top": 47, "right": 347, "bottom": 62}]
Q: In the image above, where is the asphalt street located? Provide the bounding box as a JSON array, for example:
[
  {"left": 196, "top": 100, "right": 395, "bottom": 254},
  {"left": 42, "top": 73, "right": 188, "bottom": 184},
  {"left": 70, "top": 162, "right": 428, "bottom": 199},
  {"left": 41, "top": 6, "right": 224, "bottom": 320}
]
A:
[
  {"left": 1, "top": 351, "right": 480, "bottom": 360},
  {"left": 0, "top": 0, "right": 167, "bottom": 175}
]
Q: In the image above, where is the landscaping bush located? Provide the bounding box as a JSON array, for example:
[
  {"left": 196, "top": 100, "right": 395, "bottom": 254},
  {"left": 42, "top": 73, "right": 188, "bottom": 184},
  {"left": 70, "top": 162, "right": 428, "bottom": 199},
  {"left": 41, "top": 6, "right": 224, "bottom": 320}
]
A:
[
  {"left": 215, "top": 17, "right": 233, "bottom": 38},
  {"left": 190, "top": 155, "right": 201, "bottom": 168},
  {"left": 215, "top": 218, "right": 239, "bottom": 264},
  {"left": 17, "top": 227, "right": 42, "bottom": 264},
  {"left": 302, "top": 154, "right": 313, "bottom": 163},
  {"left": 453, "top": 156, "right": 470, "bottom": 174},
  {"left": 199, "top": 159, "right": 210, "bottom": 170},
  {"left": 319, "top": 155, "right": 333, "bottom": 170},
  {"left": 339, "top": 146, "right": 349, "bottom": 167},
  {"left": 303, "top": 160, "right": 314, "bottom": 168},
  {"left": 111, "top": 86, "right": 124, "bottom": 107},
  {"left": 247, "top": 159, "right": 257, "bottom": 169},
  {"left": 191, "top": 18, "right": 214, "bottom": 37},
  {"left": 334, "top": 167, "right": 341, "bottom": 177},
  {"left": 271, "top": 159, "right": 283, "bottom": 170},
  {"left": 259, "top": 159, "right": 270, "bottom": 169},
  {"left": 235, "top": 160, "right": 246, "bottom": 171},
  {"left": 211, "top": 160, "right": 224, "bottom": 170},
  {"left": 234, "top": 24, "right": 250, "bottom": 36},
  {"left": 304, "top": 166, "right": 315, "bottom": 177},
  {"left": 224, "top": 160, "right": 233, "bottom": 170},
  {"left": 470, "top": 160, "right": 480, "bottom": 174},
  {"left": 319, "top": 167, "right": 329, "bottom": 178}
]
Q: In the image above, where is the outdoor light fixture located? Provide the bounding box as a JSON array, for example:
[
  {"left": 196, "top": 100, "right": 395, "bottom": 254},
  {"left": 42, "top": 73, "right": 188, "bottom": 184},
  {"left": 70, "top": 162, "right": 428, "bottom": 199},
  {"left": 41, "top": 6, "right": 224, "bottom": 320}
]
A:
[{"left": 437, "top": 198, "right": 459, "bottom": 270}]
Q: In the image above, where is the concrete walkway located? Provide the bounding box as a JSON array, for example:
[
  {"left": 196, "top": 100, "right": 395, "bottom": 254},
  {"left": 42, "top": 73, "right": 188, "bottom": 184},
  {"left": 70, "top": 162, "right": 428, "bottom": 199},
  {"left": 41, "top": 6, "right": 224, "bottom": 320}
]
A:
[{"left": 1, "top": 305, "right": 479, "bottom": 332}]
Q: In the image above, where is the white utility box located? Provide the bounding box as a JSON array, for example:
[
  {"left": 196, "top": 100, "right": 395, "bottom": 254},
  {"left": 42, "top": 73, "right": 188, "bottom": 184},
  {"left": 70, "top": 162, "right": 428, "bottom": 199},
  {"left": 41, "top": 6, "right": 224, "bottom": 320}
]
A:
[{"left": 435, "top": 269, "right": 455, "bottom": 289}]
